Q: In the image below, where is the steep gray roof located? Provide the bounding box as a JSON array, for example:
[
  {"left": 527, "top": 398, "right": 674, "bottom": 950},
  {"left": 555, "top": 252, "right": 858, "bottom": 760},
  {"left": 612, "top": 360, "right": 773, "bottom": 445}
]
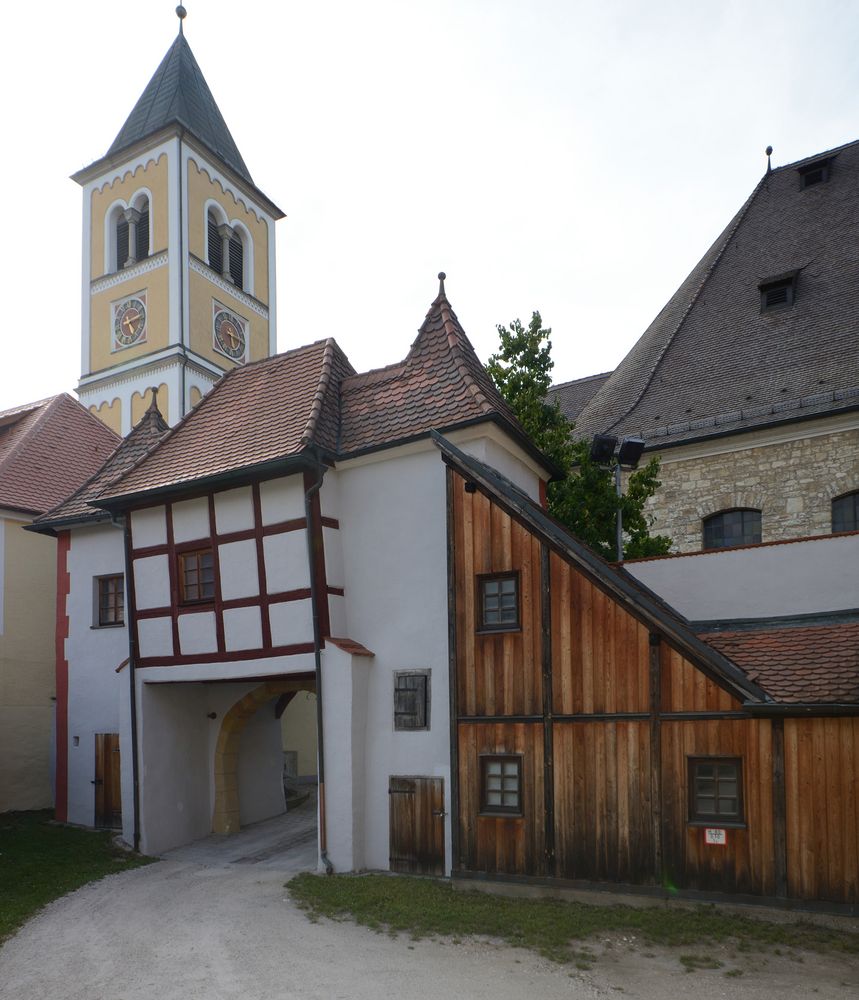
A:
[
  {"left": 107, "top": 30, "right": 252, "bottom": 185},
  {"left": 547, "top": 371, "right": 612, "bottom": 423},
  {"left": 567, "top": 140, "right": 859, "bottom": 448}
]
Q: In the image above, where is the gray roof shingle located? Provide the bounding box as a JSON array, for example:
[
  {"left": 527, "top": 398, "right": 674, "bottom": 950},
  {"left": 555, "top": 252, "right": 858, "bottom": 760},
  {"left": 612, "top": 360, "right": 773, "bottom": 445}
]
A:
[{"left": 566, "top": 140, "right": 859, "bottom": 447}]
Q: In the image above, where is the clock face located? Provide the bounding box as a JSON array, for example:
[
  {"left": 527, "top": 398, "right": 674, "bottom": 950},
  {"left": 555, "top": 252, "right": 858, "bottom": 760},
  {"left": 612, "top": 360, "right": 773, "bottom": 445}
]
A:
[
  {"left": 213, "top": 308, "right": 247, "bottom": 361},
  {"left": 114, "top": 296, "right": 147, "bottom": 348}
]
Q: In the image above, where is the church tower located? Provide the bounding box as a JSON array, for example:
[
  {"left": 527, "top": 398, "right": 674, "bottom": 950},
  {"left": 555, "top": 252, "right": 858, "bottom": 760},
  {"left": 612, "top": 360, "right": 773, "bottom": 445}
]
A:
[{"left": 73, "top": 8, "right": 283, "bottom": 434}]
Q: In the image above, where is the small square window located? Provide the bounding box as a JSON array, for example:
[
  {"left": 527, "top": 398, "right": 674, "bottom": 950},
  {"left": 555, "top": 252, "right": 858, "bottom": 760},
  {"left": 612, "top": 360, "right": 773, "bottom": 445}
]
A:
[
  {"left": 95, "top": 575, "right": 124, "bottom": 626},
  {"left": 179, "top": 548, "right": 215, "bottom": 603},
  {"left": 480, "top": 754, "right": 523, "bottom": 815},
  {"left": 394, "top": 671, "right": 430, "bottom": 730},
  {"left": 688, "top": 757, "right": 744, "bottom": 824},
  {"left": 477, "top": 573, "right": 520, "bottom": 631}
]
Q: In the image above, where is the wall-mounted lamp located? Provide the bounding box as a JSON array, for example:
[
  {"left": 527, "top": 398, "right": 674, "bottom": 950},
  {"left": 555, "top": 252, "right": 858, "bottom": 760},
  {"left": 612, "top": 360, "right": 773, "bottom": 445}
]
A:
[
  {"left": 589, "top": 434, "right": 647, "bottom": 562},
  {"left": 464, "top": 481, "right": 477, "bottom": 494}
]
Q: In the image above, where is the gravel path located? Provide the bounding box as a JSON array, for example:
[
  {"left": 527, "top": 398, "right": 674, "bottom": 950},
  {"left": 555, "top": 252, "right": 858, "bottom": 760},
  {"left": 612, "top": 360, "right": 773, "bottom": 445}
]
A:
[{"left": 1, "top": 801, "right": 856, "bottom": 999}]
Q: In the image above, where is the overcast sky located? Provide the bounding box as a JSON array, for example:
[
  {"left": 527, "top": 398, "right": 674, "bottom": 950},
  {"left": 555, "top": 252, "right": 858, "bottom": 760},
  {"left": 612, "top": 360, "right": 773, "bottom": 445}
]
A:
[{"left": 1, "top": 0, "right": 857, "bottom": 410}]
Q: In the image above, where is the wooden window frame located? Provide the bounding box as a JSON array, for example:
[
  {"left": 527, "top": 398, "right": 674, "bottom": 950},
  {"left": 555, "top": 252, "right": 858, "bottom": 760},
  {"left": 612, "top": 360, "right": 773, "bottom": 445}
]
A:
[
  {"left": 479, "top": 753, "right": 523, "bottom": 817},
  {"left": 393, "top": 670, "right": 430, "bottom": 731},
  {"left": 687, "top": 756, "right": 745, "bottom": 827},
  {"left": 178, "top": 547, "right": 216, "bottom": 605},
  {"left": 476, "top": 571, "right": 520, "bottom": 633},
  {"left": 94, "top": 574, "right": 124, "bottom": 628}
]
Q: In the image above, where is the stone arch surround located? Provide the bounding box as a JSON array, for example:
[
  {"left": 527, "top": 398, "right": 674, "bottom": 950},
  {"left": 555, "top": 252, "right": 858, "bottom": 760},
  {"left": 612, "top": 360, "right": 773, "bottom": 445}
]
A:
[{"left": 212, "top": 677, "right": 315, "bottom": 835}]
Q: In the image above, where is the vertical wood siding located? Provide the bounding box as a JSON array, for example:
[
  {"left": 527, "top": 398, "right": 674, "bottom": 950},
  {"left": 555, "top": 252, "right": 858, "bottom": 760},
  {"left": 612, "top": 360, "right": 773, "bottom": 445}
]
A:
[{"left": 450, "top": 469, "right": 858, "bottom": 905}]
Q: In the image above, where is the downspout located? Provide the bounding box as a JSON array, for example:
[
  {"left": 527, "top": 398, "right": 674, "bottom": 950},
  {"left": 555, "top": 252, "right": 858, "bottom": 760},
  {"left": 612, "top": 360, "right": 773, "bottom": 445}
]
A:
[
  {"left": 178, "top": 132, "right": 186, "bottom": 420},
  {"left": 118, "top": 513, "right": 142, "bottom": 853},
  {"left": 304, "top": 451, "right": 333, "bottom": 874}
]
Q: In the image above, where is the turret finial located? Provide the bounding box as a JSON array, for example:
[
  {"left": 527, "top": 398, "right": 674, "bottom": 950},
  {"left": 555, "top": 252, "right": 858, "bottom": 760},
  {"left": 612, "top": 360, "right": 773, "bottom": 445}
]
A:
[
  {"left": 766, "top": 145, "right": 773, "bottom": 174},
  {"left": 176, "top": 5, "right": 187, "bottom": 33},
  {"left": 147, "top": 386, "right": 160, "bottom": 413},
  {"left": 438, "top": 272, "right": 447, "bottom": 297}
]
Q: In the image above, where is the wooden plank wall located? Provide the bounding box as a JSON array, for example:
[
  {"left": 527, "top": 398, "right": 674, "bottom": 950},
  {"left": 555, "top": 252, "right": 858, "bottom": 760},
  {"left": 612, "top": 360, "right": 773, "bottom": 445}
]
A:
[{"left": 450, "top": 469, "right": 858, "bottom": 906}]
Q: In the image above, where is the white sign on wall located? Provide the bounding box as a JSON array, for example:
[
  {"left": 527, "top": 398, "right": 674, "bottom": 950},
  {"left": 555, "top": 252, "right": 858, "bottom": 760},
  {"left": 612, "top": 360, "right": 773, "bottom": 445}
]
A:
[{"left": 705, "top": 827, "right": 727, "bottom": 846}]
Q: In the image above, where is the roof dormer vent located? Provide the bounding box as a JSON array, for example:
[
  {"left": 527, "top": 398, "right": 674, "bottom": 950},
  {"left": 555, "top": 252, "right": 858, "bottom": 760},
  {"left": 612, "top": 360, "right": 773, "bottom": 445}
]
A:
[{"left": 798, "top": 157, "right": 832, "bottom": 190}]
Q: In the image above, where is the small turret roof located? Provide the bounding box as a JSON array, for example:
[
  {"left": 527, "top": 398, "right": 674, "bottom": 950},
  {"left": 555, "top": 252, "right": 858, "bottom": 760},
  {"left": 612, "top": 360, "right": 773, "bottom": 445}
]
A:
[{"left": 107, "top": 29, "right": 252, "bottom": 185}]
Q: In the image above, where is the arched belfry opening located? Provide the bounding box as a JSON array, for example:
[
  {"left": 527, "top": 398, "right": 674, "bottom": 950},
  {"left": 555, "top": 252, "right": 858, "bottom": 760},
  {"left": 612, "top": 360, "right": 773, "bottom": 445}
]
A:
[{"left": 212, "top": 678, "right": 316, "bottom": 835}]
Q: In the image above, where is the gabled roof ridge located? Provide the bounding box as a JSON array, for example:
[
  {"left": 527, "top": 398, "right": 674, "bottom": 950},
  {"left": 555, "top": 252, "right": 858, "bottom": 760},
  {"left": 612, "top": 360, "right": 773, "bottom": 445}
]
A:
[
  {"left": 771, "top": 138, "right": 859, "bottom": 174},
  {"left": 300, "top": 338, "right": 353, "bottom": 449},
  {"left": 0, "top": 395, "right": 66, "bottom": 477},
  {"left": 0, "top": 395, "right": 56, "bottom": 422},
  {"left": 551, "top": 371, "right": 614, "bottom": 391},
  {"left": 598, "top": 178, "right": 766, "bottom": 435}
]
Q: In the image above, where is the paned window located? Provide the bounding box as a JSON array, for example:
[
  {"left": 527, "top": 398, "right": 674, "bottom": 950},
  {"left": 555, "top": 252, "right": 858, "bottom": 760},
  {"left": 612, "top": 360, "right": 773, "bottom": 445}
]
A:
[
  {"left": 478, "top": 573, "right": 519, "bottom": 631},
  {"left": 96, "top": 575, "right": 124, "bottom": 626},
  {"left": 832, "top": 491, "right": 859, "bottom": 533},
  {"left": 179, "top": 548, "right": 215, "bottom": 603},
  {"left": 703, "top": 509, "right": 761, "bottom": 550},
  {"left": 394, "top": 672, "right": 429, "bottom": 730},
  {"left": 480, "top": 755, "right": 522, "bottom": 815},
  {"left": 688, "top": 757, "right": 743, "bottom": 824}
]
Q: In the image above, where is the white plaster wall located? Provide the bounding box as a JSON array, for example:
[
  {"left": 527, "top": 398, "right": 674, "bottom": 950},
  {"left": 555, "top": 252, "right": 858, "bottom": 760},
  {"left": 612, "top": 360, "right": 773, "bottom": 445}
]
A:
[
  {"left": 238, "top": 703, "right": 286, "bottom": 825},
  {"left": 130, "top": 507, "right": 167, "bottom": 548},
  {"left": 178, "top": 611, "right": 218, "bottom": 655},
  {"left": 323, "top": 525, "right": 344, "bottom": 589},
  {"left": 259, "top": 477, "right": 305, "bottom": 524},
  {"left": 171, "top": 497, "right": 210, "bottom": 543},
  {"left": 626, "top": 532, "right": 859, "bottom": 621},
  {"left": 137, "top": 616, "right": 173, "bottom": 657},
  {"left": 224, "top": 606, "right": 263, "bottom": 651},
  {"left": 269, "top": 599, "right": 313, "bottom": 646},
  {"left": 458, "top": 434, "right": 542, "bottom": 501},
  {"left": 334, "top": 450, "right": 452, "bottom": 873},
  {"left": 134, "top": 554, "right": 170, "bottom": 609},
  {"left": 328, "top": 594, "right": 348, "bottom": 638},
  {"left": 264, "top": 531, "right": 310, "bottom": 591},
  {"left": 319, "top": 475, "right": 341, "bottom": 522},
  {"left": 218, "top": 539, "right": 259, "bottom": 599},
  {"left": 214, "top": 486, "right": 254, "bottom": 534},
  {"left": 65, "top": 524, "right": 128, "bottom": 828}
]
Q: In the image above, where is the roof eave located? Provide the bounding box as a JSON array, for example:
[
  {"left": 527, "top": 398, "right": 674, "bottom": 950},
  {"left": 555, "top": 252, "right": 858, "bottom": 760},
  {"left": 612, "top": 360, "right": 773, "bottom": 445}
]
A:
[
  {"left": 26, "top": 510, "right": 113, "bottom": 536},
  {"left": 71, "top": 125, "right": 285, "bottom": 220}
]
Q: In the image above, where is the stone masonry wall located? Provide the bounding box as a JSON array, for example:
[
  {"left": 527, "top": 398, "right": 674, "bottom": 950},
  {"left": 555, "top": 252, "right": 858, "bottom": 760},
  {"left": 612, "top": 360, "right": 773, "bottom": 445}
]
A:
[{"left": 643, "top": 426, "right": 859, "bottom": 553}]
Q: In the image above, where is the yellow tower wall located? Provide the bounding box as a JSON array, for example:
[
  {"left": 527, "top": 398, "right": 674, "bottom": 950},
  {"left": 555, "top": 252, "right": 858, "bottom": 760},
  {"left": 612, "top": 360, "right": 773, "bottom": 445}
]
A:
[
  {"left": 188, "top": 270, "right": 269, "bottom": 368},
  {"left": 88, "top": 268, "right": 170, "bottom": 375}
]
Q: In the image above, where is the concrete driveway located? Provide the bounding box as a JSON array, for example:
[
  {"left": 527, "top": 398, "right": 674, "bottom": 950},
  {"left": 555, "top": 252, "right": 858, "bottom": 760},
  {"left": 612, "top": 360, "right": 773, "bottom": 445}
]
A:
[{"left": 1, "top": 796, "right": 856, "bottom": 1000}]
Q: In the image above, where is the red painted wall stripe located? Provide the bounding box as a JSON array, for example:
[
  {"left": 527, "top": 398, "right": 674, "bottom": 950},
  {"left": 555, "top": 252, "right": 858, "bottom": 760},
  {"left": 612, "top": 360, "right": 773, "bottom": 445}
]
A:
[{"left": 54, "top": 531, "right": 71, "bottom": 823}]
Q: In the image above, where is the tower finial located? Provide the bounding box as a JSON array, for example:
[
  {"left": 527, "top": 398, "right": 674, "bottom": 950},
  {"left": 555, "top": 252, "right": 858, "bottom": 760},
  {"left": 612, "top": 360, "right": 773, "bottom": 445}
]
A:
[
  {"left": 176, "top": 5, "right": 187, "bottom": 33},
  {"left": 437, "top": 271, "right": 447, "bottom": 298},
  {"left": 147, "top": 386, "right": 160, "bottom": 413},
  {"left": 766, "top": 145, "right": 773, "bottom": 174}
]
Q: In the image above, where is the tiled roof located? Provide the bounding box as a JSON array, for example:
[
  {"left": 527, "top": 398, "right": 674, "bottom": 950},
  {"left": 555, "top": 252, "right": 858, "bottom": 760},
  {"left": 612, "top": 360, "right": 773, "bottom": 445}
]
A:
[
  {"left": 34, "top": 399, "right": 170, "bottom": 528},
  {"left": 701, "top": 618, "right": 859, "bottom": 704},
  {"left": 98, "top": 339, "right": 355, "bottom": 503},
  {"left": 326, "top": 637, "right": 375, "bottom": 657},
  {"left": 96, "top": 280, "right": 550, "bottom": 506},
  {"left": 547, "top": 372, "right": 612, "bottom": 423},
  {"left": 106, "top": 30, "right": 252, "bottom": 185},
  {"left": 567, "top": 140, "right": 859, "bottom": 446},
  {"left": 338, "top": 277, "right": 530, "bottom": 457},
  {"left": 0, "top": 395, "right": 120, "bottom": 516}
]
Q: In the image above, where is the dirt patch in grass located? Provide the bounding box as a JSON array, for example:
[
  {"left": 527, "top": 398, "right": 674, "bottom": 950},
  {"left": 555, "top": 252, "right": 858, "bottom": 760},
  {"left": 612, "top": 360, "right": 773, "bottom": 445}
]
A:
[
  {"left": 287, "top": 872, "right": 859, "bottom": 971},
  {"left": 0, "top": 810, "right": 153, "bottom": 943}
]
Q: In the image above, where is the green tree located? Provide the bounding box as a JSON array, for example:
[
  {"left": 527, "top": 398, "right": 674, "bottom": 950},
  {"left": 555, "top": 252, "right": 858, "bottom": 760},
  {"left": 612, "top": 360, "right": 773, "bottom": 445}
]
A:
[{"left": 487, "top": 312, "right": 671, "bottom": 560}]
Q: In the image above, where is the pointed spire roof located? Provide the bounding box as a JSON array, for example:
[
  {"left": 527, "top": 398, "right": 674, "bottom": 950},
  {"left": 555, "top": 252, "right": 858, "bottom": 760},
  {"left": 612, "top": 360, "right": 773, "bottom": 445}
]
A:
[{"left": 106, "top": 27, "right": 253, "bottom": 185}]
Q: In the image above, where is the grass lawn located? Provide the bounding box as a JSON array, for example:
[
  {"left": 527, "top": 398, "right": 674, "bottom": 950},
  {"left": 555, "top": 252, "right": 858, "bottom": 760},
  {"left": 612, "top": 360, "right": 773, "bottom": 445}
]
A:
[
  {"left": 288, "top": 872, "right": 859, "bottom": 970},
  {"left": 0, "top": 810, "right": 154, "bottom": 944}
]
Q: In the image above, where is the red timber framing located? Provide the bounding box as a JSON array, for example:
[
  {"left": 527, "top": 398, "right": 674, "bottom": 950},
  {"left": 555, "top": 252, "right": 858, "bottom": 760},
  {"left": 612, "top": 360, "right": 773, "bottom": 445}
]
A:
[
  {"left": 54, "top": 530, "right": 71, "bottom": 822},
  {"left": 443, "top": 454, "right": 859, "bottom": 912},
  {"left": 126, "top": 479, "right": 340, "bottom": 667}
]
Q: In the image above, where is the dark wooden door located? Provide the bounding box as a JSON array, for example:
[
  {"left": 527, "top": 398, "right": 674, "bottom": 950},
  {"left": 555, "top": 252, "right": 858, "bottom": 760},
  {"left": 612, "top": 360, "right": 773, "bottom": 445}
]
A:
[
  {"left": 94, "top": 733, "right": 122, "bottom": 829},
  {"left": 389, "top": 776, "right": 445, "bottom": 875}
]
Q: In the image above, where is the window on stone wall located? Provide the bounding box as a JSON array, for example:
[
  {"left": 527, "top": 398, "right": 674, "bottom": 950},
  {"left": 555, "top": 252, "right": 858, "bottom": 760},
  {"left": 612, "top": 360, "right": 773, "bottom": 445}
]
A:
[
  {"left": 179, "top": 548, "right": 215, "bottom": 603},
  {"left": 832, "top": 491, "right": 859, "bottom": 533},
  {"left": 702, "top": 509, "right": 761, "bottom": 550}
]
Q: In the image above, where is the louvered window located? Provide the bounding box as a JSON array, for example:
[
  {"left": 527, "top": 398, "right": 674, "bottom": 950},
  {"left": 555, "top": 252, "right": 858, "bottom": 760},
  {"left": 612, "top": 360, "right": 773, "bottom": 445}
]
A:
[
  {"left": 798, "top": 158, "right": 831, "bottom": 190},
  {"left": 832, "top": 491, "right": 859, "bottom": 533},
  {"left": 228, "top": 233, "right": 244, "bottom": 290},
  {"left": 703, "top": 509, "right": 761, "bottom": 550},
  {"left": 207, "top": 212, "right": 223, "bottom": 274},
  {"left": 759, "top": 275, "right": 796, "bottom": 311},
  {"left": 116, "top": 217, "right": 129, "bottom": 270},
  {"left": 689, "top": 757, "right": 743, "bottom": 823},
  {"left": 394, "top": 672, "right": 429, "bottom": 730},
  {"left": 136, "top": 204, "right": 149, "bottom": 261}
]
